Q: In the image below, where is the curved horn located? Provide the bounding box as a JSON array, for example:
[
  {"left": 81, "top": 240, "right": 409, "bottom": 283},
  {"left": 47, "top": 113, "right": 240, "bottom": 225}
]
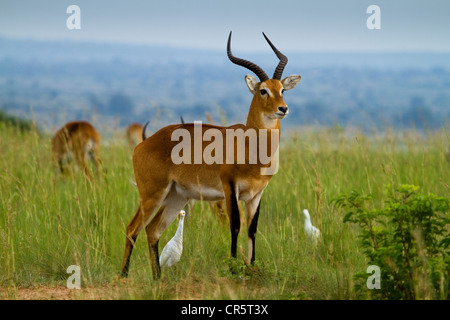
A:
[
  {"left": 262, "top": 32, "right": 288, "bottom": 80},
  {"left": 142, "top": 121, "right": 150, "bottom": 141},
  {"left": 227, "top": 31, "right": 269, "bottom": 82}
]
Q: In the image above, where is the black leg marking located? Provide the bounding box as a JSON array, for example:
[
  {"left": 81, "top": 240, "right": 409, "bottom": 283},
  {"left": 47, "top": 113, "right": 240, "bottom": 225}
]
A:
[
  {"left": 248, "top": 200, "right": 261, "bottom": 264},
  {"left": 151, "top": 240, "right": 161, "bottom": 280},
  {"left": 229, "top": 181, "right": 240, "bottom": 258},
  {"left": 121, "top": 235, "right": 137, "bottom": 278}
]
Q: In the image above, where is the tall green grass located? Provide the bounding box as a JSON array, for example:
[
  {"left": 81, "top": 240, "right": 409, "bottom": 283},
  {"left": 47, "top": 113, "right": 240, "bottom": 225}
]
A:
[{"left": 0, "top": 122, "right": 448, "bottom": 299}]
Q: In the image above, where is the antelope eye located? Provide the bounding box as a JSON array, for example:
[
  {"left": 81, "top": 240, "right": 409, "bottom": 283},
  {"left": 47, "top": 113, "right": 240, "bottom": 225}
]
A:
[
  {"left": 282, "top": 89, "right": 285, "bottom": 94},
  {"left": 260, "top": 89, "right": 267, "bottom": 95}
]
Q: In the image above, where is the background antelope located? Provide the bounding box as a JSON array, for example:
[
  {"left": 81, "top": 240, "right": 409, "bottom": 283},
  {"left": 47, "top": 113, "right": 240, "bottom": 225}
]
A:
[
  {"left": 126, "top": 123, "right": 144, "bottom": 149},
  {"left": 51, "top": 120, "right": 101, "bottom": 180},
  {"left": 121, "top": 32, "right": 301, "bottom": 279}
]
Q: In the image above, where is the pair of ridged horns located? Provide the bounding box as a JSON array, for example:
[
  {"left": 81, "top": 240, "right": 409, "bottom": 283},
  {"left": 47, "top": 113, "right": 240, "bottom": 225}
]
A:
[{"left": 227, "top": 31, "right": 288, "bottom": 82}]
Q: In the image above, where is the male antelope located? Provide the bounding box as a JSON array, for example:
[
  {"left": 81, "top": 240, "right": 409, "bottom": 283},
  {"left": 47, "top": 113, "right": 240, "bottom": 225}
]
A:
[
  {"left": 126, "top": 123, "right": 144, "bottom": 148},
  {"left": 204, "top": 111, "right": 228, "bottom": 223},
  {"left": 121, "top": 32, "right": 301, "bottom": 279},
  {"left": 52, "top": 120, "right": 101, "bottom": 179}
]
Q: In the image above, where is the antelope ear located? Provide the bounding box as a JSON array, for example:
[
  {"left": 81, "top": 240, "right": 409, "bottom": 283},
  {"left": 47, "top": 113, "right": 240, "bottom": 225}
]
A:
[
  {"left": 245, "top": 74, "right": 258, "bottom": 94},
  {"left": 281, "top": 75, "right": 301, "bottom": 91}
]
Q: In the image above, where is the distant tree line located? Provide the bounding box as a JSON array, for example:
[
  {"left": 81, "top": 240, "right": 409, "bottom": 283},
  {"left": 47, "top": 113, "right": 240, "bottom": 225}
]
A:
[{"left": 0, "top": 109, "right": 33, "bottom": 132}]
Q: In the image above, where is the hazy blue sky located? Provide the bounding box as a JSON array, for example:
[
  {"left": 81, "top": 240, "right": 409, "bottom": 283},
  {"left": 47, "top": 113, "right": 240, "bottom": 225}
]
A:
[{"left": 1, "top": 0, "right": 450, "bottom": 52}]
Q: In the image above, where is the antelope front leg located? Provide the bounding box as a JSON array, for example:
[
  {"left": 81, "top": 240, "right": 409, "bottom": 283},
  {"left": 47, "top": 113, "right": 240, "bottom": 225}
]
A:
[
  {"left": 246, "top": 190, "right": 263, "bottom": 264},
  {"left": 223, "top": 181, "right": 241, "bottom": 258}
]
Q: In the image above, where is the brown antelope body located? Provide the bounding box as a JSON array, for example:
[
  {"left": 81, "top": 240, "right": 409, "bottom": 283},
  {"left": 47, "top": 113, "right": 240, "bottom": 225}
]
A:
[
  {"left": 121, "top": 32, "right": 301, "bottom": 279},
  {"left": 126, "top": 123, "right": 144, "bottom": 148},
  {"left": 52, "top": 121, "right": 101, "bottom": 179}
]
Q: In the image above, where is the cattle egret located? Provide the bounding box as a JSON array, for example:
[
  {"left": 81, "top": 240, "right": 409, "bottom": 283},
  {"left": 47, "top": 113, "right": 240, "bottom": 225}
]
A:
[
  {"left": 159, "top": 210, "right": 186, "bottom": 268},
  {"left": 129, "top": 178, "right": 137, "bottom": 187},
  {"left": 303, "top": 209, "right": 320, "bottom": 244}
]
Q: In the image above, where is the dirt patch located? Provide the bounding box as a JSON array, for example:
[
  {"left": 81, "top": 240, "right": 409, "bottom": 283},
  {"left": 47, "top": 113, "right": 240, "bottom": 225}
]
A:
[
  {"left": 0, "top": 284, "right": 125, "bottom": 300},
  {"left": 0, "top": 276, "right": 253, "bottom": 300}
]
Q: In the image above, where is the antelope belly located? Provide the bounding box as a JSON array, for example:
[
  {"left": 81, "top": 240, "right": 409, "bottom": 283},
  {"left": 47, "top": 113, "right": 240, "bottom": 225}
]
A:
[{"left": 175, "top": 184, "right": 224, "bottom": 201}]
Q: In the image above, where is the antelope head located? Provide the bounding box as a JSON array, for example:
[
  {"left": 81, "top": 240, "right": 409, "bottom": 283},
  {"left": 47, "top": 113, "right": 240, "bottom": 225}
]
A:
[{"left": 227, "top": 31, "right": 301, "bottom": 129}]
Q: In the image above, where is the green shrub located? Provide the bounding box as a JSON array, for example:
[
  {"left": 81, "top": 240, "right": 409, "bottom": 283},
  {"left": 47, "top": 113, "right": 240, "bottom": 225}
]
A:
[{"left": 334, "top": 184, "right": 449, "bottom": 299}]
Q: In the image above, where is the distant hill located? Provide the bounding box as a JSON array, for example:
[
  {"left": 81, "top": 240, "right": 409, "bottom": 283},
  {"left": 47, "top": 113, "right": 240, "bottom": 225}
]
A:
[{"left": 1, "top": 37, "right": 449, "bottom": 131}]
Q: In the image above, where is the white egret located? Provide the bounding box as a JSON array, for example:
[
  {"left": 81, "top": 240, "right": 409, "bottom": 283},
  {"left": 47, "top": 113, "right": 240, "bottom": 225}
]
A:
[
  {"left": 159, "top": 210, "right": 186, "bottom": 268},
  {"left": 303, "top": 209, "right": 320, "bottom": 244}
]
